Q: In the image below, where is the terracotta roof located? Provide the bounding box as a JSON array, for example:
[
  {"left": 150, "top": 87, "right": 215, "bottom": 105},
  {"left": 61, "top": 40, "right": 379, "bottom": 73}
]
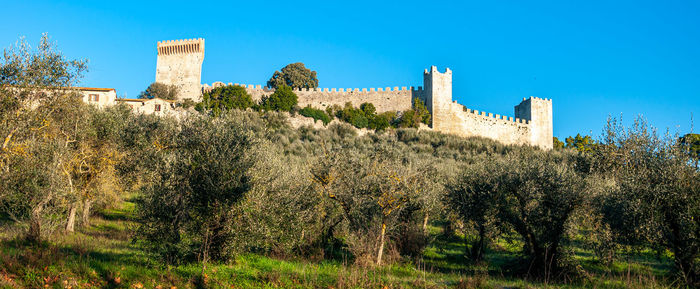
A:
[
  {"left": 116, "top": 98, "right": 146, "bottom": 103},
  {"left": 116, "top": 97, "right": 176, "bottom": 103},
  {"left": 74, "top": 87, "right": 116, "bottom": 92}
]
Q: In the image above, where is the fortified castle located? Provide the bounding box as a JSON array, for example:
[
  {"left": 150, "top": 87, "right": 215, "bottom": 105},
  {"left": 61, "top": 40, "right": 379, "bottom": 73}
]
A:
[{"left": 98, "top": 38, "right": 553, "bottom": 149}]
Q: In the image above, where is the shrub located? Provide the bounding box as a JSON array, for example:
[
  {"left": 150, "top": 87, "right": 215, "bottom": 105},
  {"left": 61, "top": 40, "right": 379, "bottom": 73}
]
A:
[
  {"left": 195, "top": 85, "right": 253, "bottom": 115},
  {"left": 260, "top": 85, "right": 298, "bottom": 112},
  {"left": 299, "top": 105, "right": 331, "bottom": 125},
  {"left": 335, "top": 102, "right": 369, "bottom": 129},
  {"left": 396, "top": 98, "right": 431, "bottom": 128}
]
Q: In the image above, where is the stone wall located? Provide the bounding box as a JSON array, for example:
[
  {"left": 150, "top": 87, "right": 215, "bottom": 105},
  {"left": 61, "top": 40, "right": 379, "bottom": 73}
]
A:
[
  {"left": 423, "top": 66, "right": 552, "bottom": 149},
  {"left": 202, "top": 83, "right": 422, "bottom": 113},
  {"left": 155, "top": 39, "right": 204, "bottom": 101},
  {"left": 117, "top": 98, "right": 177, "bottom": 116}
]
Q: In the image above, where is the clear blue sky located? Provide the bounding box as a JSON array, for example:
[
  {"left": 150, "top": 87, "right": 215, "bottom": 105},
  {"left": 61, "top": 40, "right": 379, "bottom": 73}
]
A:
[{"left": 2, "top": 0, "right": 698, "bottom": 139}]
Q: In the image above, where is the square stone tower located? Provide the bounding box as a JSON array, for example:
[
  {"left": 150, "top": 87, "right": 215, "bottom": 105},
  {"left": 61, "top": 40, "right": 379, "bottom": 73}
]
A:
[
  {"left": 155, "top": 38, "right": 205, "bottom": 101},
  {"left": 423, "top": 66, "right": 453, "bottom": 131},
  {"left": 514, "top": 97, "right": 553, "bottom": 150}
]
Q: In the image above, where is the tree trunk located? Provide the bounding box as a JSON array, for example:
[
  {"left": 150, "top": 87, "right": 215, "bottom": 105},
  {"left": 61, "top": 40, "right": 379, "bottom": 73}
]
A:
[
  {"left": 471, "top": 225, "right": 486, "bottom": 262},
  {"left": 376, "top": 223, "right": 386, "bottom": 266},
  {"left": 422, "top": 213, "right": 429, "bottom": 232},
  {"left": 27, "top": 206, "right": 43, "bottom": 243},
  {"left": 65, "top": 203, "right": 77, "bottom": 232},
  {"left": 81, "top": 199, "right": 92, "bottom": 226}
]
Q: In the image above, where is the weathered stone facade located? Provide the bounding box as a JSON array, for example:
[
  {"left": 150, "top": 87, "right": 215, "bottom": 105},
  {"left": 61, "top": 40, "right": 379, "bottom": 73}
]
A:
[
  {"left": 201, "top": 65, "right": 553, "bottom": 150},
  {"left": 155, "top": 39, "right": 204, "bottom": 101},
  {"left": 202, "top": 82, "right": 420, "bottom": 113},
  {"left": 77, "top": 87, "right": 117, "bottom": 109},
  {"left": 422, "top": 67, "right": 553, "bottom": 149},
  {"left": 117, "top": 98, "right": 177, "bottom": 116}
]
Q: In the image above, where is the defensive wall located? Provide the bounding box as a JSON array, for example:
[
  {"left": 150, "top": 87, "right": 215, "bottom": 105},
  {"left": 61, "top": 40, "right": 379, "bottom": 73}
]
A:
[
  {"left": 153, "top": 38, "right": 554, "bottom": 150},
  {"left": 202, "top": 82, "right": 420, "bottom": 113}
]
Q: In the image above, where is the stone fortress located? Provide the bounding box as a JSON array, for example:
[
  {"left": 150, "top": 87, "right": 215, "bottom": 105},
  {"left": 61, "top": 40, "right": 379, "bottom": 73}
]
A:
[{"left": 94, "top": 38, "right": 553, "bottom": 150}]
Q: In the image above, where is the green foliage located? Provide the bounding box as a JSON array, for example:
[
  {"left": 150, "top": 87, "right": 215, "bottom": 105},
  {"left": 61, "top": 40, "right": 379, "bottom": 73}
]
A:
[
  {"left": 445, "top": 158, "right": 502, "bottom": 262},
  {"left": 195, "top": 85, "right": 253, "bottom": 115},
  {"left": 397, "top": 98, "right": 431, "bottom": 128},
  {"left": 0, "top": 34, "right": 89, "bottom": 242},
  {"left": 310, "top": 147, "right": 431, "bottom": 265},
  {"left": 680, "top": 133, "right": 700, "bottom": 164},
  {"left": 335, "top": 102, "right": 370, "bottom": 129},
  {"left": 595, "top": 117, "right": 700, "bottom": 286},
  {"left": 178, "top": 98, "right": 196, "bottom": 109},
  {"left": 564, "top": 133, "right": 597, "bottom": 153},
  {"left": 553, "top": 137, "right": 565, "bottom": 149},
  {"left": 266, "top": 62, "right": 318, "bottom": 89},
  {"left": 299, "top": 105, "right": 331, "bottom": 125},
  {"left": 447, "top": 149, "right": 589, "bottom": 276},
  {"left": 138, "top": 82, "right": 179, "bottom": 100},
  {"left": 135, "top": 113, "right": 264, "bottom": 264},
  {"left": 260, "top": 85, "right": 298, "bottom": 112}
]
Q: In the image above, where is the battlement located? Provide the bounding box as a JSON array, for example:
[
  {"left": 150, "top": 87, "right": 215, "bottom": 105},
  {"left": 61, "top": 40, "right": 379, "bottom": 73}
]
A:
[
  {"left": 520, "top": 96, "right": 552, "bottom": 103},
  {"left": 424, "top": 66, "right": 452, "bottom": 75},
  {"left": 461, "top": 106, "right": 530, "bottom": 125},
  {"left": 157, "top": 38, "right": 204, "bottom": 56},
  {"left": 201, "top": 83, "right": 423, "bottom": 94}
]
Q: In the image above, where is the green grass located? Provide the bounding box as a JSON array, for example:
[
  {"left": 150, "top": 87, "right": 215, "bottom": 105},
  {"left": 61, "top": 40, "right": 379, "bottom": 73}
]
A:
[{"left": 0, "top": 199, "right": 680, "bottom": 289}]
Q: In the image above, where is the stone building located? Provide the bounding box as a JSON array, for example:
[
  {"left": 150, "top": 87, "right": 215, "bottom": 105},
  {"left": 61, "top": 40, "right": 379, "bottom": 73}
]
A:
[
  {"left": 77, "top": 87, "right": 118, "bottom": 109},
  {"left": 116, "top": 97, "right": 176, "bottom": 116}
]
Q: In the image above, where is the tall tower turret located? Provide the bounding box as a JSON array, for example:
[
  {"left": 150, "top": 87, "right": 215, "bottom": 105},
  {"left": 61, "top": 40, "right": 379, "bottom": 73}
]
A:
[
  {"left": 155, "top": 38, "right": 205, "bottom": 101},
  {"left": 423, "top": 66, "right": 453, "bottom": 131},
  {"left": 514, "top": 97, "right": 553, "bottom": 150}
]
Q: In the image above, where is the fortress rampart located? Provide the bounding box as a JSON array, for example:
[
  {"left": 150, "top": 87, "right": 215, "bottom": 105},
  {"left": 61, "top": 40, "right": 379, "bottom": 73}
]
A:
[
  {"left": 153, "top": 38, "right": 554, "bottom": 150},
  {"left": 202, "top": 83, "right": 421, "bottom": 113}
]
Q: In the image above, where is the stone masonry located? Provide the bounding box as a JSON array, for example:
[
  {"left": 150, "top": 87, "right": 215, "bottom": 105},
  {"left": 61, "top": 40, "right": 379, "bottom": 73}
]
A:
[
  {"left": 155, "top": 38, "right": 554, "bottom": 150},
  {"left": 155, "top": 38, "right": 204, "bottom": 101}
]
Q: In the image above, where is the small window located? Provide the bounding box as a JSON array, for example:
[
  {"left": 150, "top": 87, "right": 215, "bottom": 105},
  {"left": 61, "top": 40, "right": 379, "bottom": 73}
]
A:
[
  {"left": 155, "top": 104, "right": 161, "bottom": 112},
  {"left": 89, "top": 94, "right": 99, "bottom": 102}
]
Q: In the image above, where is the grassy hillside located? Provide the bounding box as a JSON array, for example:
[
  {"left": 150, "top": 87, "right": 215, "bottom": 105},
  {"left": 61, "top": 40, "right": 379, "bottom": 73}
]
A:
[{"left": 0, "top": 195, "right": 675, "bottom": 289}]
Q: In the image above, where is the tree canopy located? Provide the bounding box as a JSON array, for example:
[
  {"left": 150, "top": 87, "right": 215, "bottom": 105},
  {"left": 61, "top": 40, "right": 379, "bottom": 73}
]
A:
[
  {"left": 266, "top": 62, "right": 318, "bottom": 89},
  {"left": 260, "top": 85, "right": 298, "bottom": 112},
  {"left": 195, "top": 85, "right": 253, "bottom": 115},
  {"left": 138, "top": 82, "right": 179, "bottom": 100}
]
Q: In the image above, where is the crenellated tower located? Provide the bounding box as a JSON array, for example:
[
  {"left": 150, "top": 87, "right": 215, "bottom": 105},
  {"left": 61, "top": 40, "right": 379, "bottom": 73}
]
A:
[
  {"left": 514, "top": 97, "right": 553, "bottom": 150},
  {"left": 423, "top": 66, "right": 453, "bottom": 131},
  {"left": 155, "top": 38, "right": 205, "bottom": 101}
]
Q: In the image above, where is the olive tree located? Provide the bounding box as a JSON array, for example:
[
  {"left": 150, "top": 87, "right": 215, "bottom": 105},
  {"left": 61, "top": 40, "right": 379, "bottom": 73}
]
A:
[
  {"left": 0, "top": 34, "right": 87, "bottom": 242},
  {"left": 447, "top": 148, "right": 589, "bottom": 276},
  {"left": 311, "top": 147, "right": 428, "bottom": 265},
  {"left": 595, "top": 117, "right": 700, "bottom": 286},
  {"left": 135, "top": 112, "right": 264, "bottom": 265},
  {"left": 446, "top": 158, "right": 503, "bottom": 262}
]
